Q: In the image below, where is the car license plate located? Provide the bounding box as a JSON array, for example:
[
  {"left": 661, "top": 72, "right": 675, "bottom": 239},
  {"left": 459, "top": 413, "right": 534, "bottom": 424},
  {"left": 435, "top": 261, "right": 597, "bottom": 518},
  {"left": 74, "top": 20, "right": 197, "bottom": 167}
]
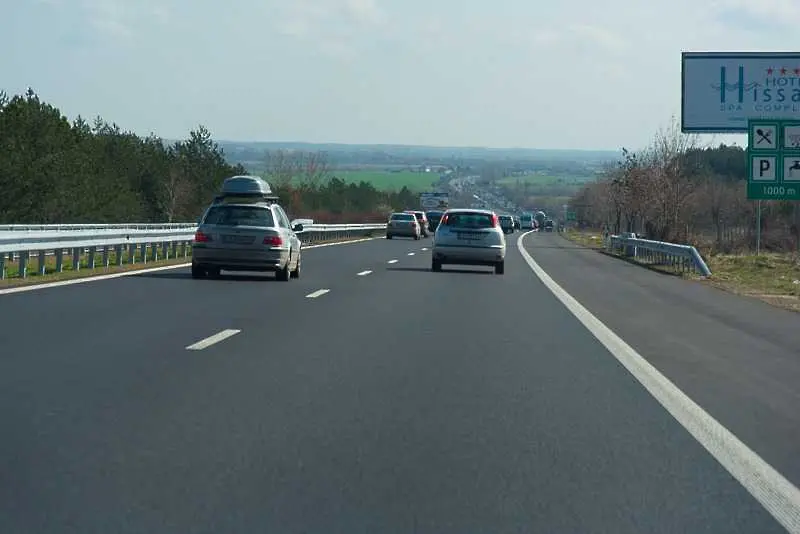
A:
[
  {"left": 458, "top": 232, "right": 480, "bottom": 240},
  {"left": 222, "top": 235, "right": 254, "bottom": 244}
]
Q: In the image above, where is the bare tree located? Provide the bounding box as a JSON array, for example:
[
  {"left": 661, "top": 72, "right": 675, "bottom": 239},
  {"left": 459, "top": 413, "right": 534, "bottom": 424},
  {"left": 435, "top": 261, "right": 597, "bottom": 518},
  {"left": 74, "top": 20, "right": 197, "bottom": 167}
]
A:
[
  {"left": 264, "top": 149, "right": 302, "bottom": 186},
  {"left": 161, "top": 168, "right": 192, "bottom": 222},
  {"left": 299, "top": 151, "right": 331, "bottom": 187}
]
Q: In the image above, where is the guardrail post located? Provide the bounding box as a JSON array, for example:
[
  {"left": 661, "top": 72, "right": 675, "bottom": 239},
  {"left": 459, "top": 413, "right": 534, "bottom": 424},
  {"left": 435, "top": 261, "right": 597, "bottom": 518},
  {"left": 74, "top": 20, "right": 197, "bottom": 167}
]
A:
[
  {"left": 162, "top": 242, "right": 169, "bottom": 260},
  {"left": 128, "top": 244, "right": 136, "bottom": 264},
  {"left": 170, "top": 242, "right": 177, "bottom": 259},
  {"left": 0, "top": 253, "right": 5, "bottom": 280},
  {"left": 19, "top": 252, "right": 28, "bottom": 278},
  {"left": 150, "top": 243, "right": 158, "bottom": 262},
  {"left": 115, "top": 245, "right": 123, "bottom": 266},
  {"left": 140, "top": 243, "right": 147, "bottom": 264},
  {"left": 87, "top": 247, "right": 97, "bottom": 269},
  {"left": 37, "top": 251, "right": 46, "bottom": 275},
  {"left": 72, "top": 248, "right": 80, "bottom": 271},
  {"left": 55, "top": 249, "right": 64, "bottom": 273}
]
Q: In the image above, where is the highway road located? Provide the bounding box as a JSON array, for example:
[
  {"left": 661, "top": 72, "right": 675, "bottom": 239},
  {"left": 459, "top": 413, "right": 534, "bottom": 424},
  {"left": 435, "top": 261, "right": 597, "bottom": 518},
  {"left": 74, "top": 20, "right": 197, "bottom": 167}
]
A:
[{"left": 0, "top": 232, "right": 798, "bottom": 533}]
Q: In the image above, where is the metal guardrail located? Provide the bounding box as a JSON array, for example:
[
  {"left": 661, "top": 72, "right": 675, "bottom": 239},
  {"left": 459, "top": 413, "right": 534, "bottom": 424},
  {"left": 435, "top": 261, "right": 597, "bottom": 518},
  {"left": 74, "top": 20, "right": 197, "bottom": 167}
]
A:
[
  {"left": 0, "top": 223, "right": 386, "bottom": 280},
  {"left": 606, "top": 234, "right": 712, "bottom": 276}
]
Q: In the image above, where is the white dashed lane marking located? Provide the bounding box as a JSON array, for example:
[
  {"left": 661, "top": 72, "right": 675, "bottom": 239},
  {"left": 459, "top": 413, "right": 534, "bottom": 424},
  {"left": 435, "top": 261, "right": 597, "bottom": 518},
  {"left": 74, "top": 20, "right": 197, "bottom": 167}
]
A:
[
  {"left": 186, "top": 329, "right": 241, "bottom": 351},
  {"left": 357, "top": 270, "right": 372, "bottom": 276},
  {"left": 305, "top": 289, "right": 330, "bottom": 298}
]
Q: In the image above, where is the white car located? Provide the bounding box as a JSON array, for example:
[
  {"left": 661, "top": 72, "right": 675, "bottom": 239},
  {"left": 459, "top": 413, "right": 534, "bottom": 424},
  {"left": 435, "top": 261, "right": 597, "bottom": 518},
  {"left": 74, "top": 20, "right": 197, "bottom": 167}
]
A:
[{"left": 431, "top": 209, "right": 506, "bottom": 274}]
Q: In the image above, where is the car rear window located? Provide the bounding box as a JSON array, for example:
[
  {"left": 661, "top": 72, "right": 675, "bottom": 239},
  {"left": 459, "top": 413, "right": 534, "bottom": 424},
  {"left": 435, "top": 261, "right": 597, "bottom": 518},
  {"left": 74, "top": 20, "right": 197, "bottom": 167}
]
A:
[
  {"left": 203, "top": 206, "right": 275, "bottom": 226},
  {"left": 391, "top": 213, "right": 415, "bottom": 221},
  {"left": 443, "top": 212, "right": 495, "bottom": 228}
]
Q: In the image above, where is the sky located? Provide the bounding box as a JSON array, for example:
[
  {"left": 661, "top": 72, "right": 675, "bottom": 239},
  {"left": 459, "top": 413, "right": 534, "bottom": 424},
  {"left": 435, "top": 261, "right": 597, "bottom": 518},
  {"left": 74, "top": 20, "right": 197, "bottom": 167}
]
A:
[{"left": 2, "top": 0, "right": 800, "bottom": 150}]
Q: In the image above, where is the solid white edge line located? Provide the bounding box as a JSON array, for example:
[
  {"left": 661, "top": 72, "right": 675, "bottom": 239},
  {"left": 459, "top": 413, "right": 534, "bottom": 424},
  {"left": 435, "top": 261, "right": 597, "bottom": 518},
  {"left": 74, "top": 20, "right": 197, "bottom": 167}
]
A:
[
  {"left": 185, "top": 329, "right": 241, "bottom": 350},
  {"left": 387, "top": 259, "right": 398, "bottom": 264},
  {"left": 356, "top": 270, "right": 372, "bottom": 276},
  {"left": 0, "top": 236, "right": 382, "bottom": 296},
  {"left": 305, "top": 289, "right": 330, "bottom": 298},
  {"left": 516, "top": 231, "right": 800, "bottom": 533}
]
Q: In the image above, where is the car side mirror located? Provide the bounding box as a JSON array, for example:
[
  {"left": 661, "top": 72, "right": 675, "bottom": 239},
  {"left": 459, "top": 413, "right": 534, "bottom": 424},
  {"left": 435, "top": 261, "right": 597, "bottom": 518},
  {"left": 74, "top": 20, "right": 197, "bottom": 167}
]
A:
[{"left": 292, "top": 223, "right": 304, "bottom": 232}]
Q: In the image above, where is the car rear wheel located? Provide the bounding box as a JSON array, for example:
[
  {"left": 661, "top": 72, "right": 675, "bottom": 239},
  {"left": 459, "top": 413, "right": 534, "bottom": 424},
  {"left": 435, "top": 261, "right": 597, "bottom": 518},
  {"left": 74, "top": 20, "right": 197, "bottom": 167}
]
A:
[
  {"left": 431, "top": 259, "right": 442, "bottom": 272},
  {"left": 414, "top": 234, "right": 420, "bottom": 240},
  {"left": 191, "top": 262, "right": 206, "bottom": 279},
  {"left": 386, "top": 234, "right": 393, "bottom": 239},
  {"left": 291, "top": 252, "right": 301, "bottom": 279},
  {"left": 495, "top": 261, "right": 505, "bottom": 275},
  {"left": 276, "top": 258, "right": 291, "bottom": 281}
]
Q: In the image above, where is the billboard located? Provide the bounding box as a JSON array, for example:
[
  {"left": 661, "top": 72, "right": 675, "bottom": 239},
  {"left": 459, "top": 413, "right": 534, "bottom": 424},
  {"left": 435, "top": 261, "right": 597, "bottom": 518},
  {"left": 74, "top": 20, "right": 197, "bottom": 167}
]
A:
[
  {"left": 681, "top": 52, "right": 800, "bottom": 133},
  {"left": 420, "top": 192, "right": 449, "bottom": 210}
]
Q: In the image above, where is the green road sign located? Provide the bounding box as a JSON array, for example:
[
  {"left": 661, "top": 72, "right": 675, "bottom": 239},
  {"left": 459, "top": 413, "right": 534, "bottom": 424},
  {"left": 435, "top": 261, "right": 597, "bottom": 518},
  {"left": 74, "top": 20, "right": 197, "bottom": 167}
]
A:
[
  {"left": 747, "top": 119, "right": 800, "bottom": 200},
  {"left": 567, "top": 211, "right": 576, "bottom": 221}
]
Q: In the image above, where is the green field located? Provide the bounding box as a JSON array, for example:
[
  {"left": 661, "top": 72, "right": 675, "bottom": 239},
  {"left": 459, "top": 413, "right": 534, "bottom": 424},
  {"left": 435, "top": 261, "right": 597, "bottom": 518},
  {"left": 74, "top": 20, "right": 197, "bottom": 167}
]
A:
[
  {"left": 332, "top": 170, "right": 440, "bottom": 192},
  {"left": 247, "top": 168, "right": 443, "bottom": 192}
]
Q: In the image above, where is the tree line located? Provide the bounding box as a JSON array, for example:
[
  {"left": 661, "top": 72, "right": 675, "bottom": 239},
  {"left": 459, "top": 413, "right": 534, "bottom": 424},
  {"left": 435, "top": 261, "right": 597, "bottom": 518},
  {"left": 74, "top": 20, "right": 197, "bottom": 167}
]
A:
[
  {"left": 570, "top": 118, "right": 800, "bottom": 253},
  {"left": 0, "top": 89, "right": 417, "bottom": 225}
]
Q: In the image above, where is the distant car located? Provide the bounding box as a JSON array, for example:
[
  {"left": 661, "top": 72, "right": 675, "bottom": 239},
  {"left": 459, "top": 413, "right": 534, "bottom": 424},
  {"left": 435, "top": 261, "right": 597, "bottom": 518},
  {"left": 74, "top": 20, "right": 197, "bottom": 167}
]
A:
[
  {"left": 498, "top": 214, "right": 514, "bottom": 234},
  {"left": 192, "top": 175, "right": 302, "bottom": 280},
  {"left": 405, "top": 210, "right": 430, "bottom": 236},
  {"left": 426, "top": 210, "right": 445, "bottom": 231},
  {"left": 431, "top": 209, "right": 506, "bottom": 274},
  {"left": 513, "top": 216, "right": 521, "bottom": 230},
  {"left": 543, "top": 219, "right": 554, "bottom": 232},
  {"left": 386, "top": 212, "right": 421, "bottom": 240},
  {"left": 520, "top": 214, "right": 535, "bottom": 230}
]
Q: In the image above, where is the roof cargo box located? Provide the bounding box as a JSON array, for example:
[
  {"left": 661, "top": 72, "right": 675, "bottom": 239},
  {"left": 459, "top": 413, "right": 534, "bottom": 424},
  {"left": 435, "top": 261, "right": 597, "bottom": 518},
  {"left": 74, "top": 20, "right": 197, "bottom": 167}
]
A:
[{"left": 213, "top": 175, "right": 279, "bottom": 204}]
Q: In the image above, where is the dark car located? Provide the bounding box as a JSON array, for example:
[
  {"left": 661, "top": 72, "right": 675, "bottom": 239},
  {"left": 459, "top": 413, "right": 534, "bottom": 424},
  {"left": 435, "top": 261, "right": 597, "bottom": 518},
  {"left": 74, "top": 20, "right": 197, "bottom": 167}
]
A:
[
  {"left": 543, "top": 219, "right": 554, "bottom": 232},
  {"left": 426, "top": 210, "right": 445, "bottom": 231}
]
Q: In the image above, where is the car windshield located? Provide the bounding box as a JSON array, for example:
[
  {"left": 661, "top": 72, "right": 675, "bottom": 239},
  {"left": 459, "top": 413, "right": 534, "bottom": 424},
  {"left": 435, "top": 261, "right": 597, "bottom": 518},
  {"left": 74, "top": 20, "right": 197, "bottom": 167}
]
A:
[
  {"left": 427, "top": 212, "right": 443, "bottom": 220},
  {"left": 444, "top": 212, "right": 495, "bottom": 228},
  {"left": 391, "top": 213, "right": 415, "bottom": 221},
  {"left": 203, "top": 205, "right": 274, "bottom": 226}
]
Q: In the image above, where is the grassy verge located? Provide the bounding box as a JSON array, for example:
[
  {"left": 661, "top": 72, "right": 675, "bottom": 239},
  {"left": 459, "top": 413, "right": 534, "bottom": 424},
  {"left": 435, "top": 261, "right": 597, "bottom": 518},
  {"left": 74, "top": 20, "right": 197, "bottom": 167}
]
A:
[
  {"left": 697, "top": 253, "right": 800, "bottom": 312},
  {"left": 0, "top": 233, "right": 379, "bottom": 289},
  {"left": 562, "top": 228, "right": 605, "bottom": 249},
  {"left": 562, "top": 229, "right": 800, "bottom": 312}
]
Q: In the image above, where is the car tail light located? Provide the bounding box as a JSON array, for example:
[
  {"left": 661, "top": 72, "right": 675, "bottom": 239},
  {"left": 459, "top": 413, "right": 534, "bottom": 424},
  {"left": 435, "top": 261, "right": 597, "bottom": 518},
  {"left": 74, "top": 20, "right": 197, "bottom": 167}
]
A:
[
  {"left": 491, "top": 213, "right": 499, "bottom": 227},
  {"left": 194, "top": 231, "right": 211, "bottom": 242},
  {"left": 440, "top": 214, "right": 448, "bottom": 225},
  {"left": 263, "top": 236, "right": 283, "bottom": 246}
]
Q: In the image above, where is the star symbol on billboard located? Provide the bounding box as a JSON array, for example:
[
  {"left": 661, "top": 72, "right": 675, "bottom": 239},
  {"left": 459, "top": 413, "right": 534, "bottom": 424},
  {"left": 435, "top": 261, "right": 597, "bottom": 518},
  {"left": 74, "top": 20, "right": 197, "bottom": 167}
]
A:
[
  {"left": 781, "top": 67, "right": 788, "bottom": 75},
  {"left": 795, "top": 68, "right": 800, "bottom": 75},
  {"left": 767, "top": 67, "right": 774, "bottom": 75}
]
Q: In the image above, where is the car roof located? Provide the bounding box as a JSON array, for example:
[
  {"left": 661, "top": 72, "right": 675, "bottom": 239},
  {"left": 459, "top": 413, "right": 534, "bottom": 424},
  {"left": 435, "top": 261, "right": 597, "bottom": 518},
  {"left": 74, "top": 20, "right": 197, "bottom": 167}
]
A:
[{"left": 390, "top": 212, "right": 414, "bottom": 216}]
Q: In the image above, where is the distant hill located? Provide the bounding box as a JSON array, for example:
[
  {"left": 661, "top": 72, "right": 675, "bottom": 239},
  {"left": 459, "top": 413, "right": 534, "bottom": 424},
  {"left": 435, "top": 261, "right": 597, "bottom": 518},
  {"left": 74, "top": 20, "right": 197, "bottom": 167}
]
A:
[{"left": 214, "top": 141, "right": 619, "bottom": 167}]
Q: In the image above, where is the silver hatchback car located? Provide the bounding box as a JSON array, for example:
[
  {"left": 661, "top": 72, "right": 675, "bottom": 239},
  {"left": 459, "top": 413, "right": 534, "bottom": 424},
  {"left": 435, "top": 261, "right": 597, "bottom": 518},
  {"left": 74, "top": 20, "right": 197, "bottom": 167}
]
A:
[
  {"left": 192, "top": 176, "right": 303, "bottom": 280},
  {"left": 431, "top": 209, "right": 507, "bottom": 274}
]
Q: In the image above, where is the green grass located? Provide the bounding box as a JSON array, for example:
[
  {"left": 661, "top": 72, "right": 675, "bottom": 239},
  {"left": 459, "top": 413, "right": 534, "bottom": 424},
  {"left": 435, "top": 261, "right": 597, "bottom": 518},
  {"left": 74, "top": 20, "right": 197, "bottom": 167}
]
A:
[
  {"left": 332, "top": 170, "right": 440, "bottom": 192},
  {"left": 247, "top": 168, "right": 442, "bottom": 192}
]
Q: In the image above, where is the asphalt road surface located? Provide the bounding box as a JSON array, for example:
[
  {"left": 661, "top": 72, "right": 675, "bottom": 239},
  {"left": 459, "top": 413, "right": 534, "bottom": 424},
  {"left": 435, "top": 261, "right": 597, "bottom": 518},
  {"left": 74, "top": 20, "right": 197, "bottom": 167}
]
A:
[{"left": 0, "top": 233, "right": 797, "bottom": 533}]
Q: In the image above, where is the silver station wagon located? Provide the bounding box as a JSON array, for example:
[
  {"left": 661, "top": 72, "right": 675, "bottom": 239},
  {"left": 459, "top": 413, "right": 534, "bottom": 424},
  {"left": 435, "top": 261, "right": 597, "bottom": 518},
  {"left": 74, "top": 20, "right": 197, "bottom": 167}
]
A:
[{"left": 192, "top": 176, "right": 303, "bottom": 280}]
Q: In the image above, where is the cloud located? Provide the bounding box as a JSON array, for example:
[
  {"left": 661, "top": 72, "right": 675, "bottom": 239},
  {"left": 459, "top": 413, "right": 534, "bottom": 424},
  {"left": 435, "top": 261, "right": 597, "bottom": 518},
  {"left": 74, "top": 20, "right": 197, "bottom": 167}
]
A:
[
  {"left": 567, "top": 24, "right": 628, "bottom": 52},
  {"left": 710, "top": 0, "right": 800, "bottom": 30},
  {"left": 79, "top": 0, "right": 171, "bottom": 40},
  {"left": 274, "top": 0, "right": 388, "bottom": 59},
  {"left": 343, "top": 0, "right": 385, "bottom": 26}
]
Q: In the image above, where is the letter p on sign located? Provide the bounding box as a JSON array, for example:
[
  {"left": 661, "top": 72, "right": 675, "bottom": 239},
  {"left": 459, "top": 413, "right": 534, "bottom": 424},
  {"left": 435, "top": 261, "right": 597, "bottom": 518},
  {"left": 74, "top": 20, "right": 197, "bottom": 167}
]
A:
[{"left": 752, "top": 156, "right": 777, "bottom": 181}]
